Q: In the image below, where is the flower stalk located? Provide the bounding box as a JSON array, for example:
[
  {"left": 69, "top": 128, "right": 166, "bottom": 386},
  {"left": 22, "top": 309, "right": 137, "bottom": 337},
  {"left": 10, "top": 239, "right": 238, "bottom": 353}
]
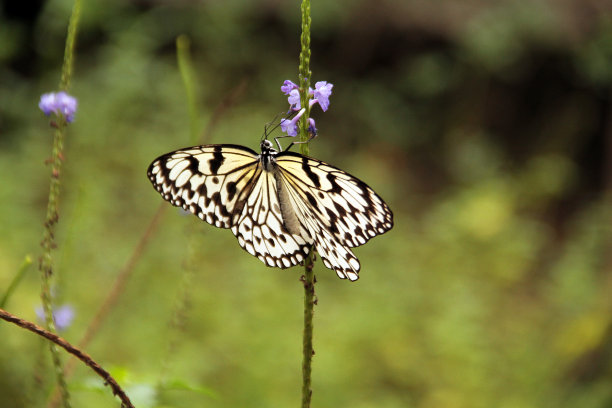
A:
[
  {"left": 298, "top": 1, "right": 315, "bottom": 407},
  {"left": 38, "top": 0, "right": 81, "bottom": 407}
]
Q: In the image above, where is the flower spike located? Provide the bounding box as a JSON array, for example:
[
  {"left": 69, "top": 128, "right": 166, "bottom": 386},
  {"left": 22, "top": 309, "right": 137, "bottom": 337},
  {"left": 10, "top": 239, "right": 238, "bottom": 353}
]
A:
[{"left": 279, "top": 79, "right": 332, "bottom": 136}]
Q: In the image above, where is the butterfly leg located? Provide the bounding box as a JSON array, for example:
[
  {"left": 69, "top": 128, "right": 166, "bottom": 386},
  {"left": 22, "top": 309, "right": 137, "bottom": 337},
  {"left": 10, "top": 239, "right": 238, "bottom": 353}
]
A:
[{"left": 278, "top": 131, "right": 317, "bottom": 152}]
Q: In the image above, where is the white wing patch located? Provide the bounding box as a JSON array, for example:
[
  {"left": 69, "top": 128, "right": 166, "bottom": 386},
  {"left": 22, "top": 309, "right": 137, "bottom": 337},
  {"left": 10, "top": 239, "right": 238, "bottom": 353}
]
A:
[{"left": 148, "top": 143, "right": 393, "bottom": 280}]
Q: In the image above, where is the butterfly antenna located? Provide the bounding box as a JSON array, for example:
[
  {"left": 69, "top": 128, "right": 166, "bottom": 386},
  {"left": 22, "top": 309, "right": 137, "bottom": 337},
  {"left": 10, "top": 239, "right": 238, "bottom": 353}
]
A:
[
  {"left": 262, "top": 110, "right": 302, "bottom": 150},
  {"left": 261, "top": 111, "right": 287, "bottom": 142}
]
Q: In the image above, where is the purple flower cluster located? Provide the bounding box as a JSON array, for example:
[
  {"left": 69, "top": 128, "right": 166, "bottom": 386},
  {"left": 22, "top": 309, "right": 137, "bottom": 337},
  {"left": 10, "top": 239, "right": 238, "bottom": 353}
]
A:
[
  {"left": 39, "top": 91, "right": 78, "bottom": 123},
  {"left": 279, "top": 80, "right": 333, "bottom": 137}
]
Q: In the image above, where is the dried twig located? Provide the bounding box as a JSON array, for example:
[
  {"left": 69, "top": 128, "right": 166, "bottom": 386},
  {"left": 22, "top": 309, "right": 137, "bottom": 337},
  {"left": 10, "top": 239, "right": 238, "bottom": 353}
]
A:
[{"left": 0, "top": 308, "right": 134, "bottom": 408}]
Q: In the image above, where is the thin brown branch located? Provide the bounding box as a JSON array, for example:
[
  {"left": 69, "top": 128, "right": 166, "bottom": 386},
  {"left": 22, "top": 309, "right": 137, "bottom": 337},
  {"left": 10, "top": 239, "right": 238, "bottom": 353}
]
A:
[
  {"left": 75, "top": 203, "right": 166, "bottom": 354},
  {"left": 0, "top": 308, "right": 134, "bottom": 408}
]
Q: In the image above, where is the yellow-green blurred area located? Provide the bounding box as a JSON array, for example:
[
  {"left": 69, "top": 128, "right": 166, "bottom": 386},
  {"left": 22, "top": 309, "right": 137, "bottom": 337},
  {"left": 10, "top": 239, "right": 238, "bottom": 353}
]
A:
[{"left": 1, "top": 0, "right": 612, "bottom": 406}]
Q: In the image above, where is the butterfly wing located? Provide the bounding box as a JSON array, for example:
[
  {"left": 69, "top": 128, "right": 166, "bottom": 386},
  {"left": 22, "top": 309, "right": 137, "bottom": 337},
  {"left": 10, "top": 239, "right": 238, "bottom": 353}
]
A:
[
  {"left": 275, "top": 152, "right": 394, "bottom": 280},
  {"left": 148, "top": 144, "right": 261, "bottom": 228},
  {"left": 230, "top": 169, "right": 312, "bottom": 269},
  {"left": 148, "top": 144, "right": 311, "bottom": 269}
]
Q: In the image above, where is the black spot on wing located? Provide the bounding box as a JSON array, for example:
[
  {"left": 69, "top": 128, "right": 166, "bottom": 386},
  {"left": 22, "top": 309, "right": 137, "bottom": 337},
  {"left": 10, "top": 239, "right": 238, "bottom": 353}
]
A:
[
  {"left": 333, "top": 202, "right": 348, "bottom": 218},
  {"left": 226, "top": 181, "right": 237, "bottom": 201},
  {"left": 302, "top": 157, "right": 321, "bottom": 188},
  {"left": 325, "top": 207, "right": 338, "bottom": 223},
  {"left": 208, "top": 147, "right": 225, "bottom": 174},
  {"left": 326, "top": 173, "right": 341, "bottom": 193},
  {"left": 325, "top": 208, "right": 340, "bottom": 234},
  {"left": 305, "top": 191, "right": 318, "bottom": 211},
  {"left": 199, "top": 183, "right": 208, "bottom": 205},
  {"left": 210, "top": 192, "right": 231, "bottom": 217},
  {"left": 187, "top": 156, "right": 201, "bottom": 173}
]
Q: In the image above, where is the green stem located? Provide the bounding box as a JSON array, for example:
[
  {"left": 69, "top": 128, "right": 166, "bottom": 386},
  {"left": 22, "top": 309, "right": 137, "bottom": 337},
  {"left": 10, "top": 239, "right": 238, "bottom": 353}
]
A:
[
  {"left": 0, "top": 255, "right": 32, "bottom": 309},
  {"left": 40, "top": 125, "right": 71, "bottom": 408},
  {"left": 59, "top": 0, "right": 80, "bottom": 92},
  {"left": 298, "top": 1, "right": 315, "bottom": 407},
  {"left": 301, "top": 252, "right": 315, "bottom": 408},
  {"left": 39, "top": 1, "right": 81, "bottom": 407},
  {"left": 298, "top": 0, "right": 312, "bottom": 152},
  {"left": 176, "top": 34, "right": 201, "bottom": 145}
]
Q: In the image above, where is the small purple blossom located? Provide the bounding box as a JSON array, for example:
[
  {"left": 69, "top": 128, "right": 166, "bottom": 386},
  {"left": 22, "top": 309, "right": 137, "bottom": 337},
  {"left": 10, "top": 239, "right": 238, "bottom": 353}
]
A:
[
  {"left": 280, "top": 118, "right": 299, "bottom": 137},
  {"left": 280, "top": 108, "right": 306, "bottom": 137},
  {"left": 307, "top": 118, "right": 317, "bottom": 136},
  {"left": 312, "top": 81, "right": 333, "bottom": 112},
  {"left": 281, "top": 80, "right": 299, "bottom": 95},
  {"left": 36, "top": 304, "right": 75, "bottom": 331},
  {"left": 39, "top": 91, "right": 78, "bottom": 123},
  {"left": 287, "top": 89, "right": 301, "bottom": 110}
]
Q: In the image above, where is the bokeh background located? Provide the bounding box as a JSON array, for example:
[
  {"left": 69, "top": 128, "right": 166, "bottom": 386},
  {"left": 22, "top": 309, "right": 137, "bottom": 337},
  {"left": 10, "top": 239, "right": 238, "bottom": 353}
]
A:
[{"left": 1, "top": 0, "right": 612, "bottom": 407}]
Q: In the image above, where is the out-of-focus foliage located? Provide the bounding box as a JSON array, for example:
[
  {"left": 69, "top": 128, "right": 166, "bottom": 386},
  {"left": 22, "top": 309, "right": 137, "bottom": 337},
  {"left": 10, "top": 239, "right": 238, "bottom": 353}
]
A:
[{"left": 1, "top": 0, "right": 611, "bottom": 407}]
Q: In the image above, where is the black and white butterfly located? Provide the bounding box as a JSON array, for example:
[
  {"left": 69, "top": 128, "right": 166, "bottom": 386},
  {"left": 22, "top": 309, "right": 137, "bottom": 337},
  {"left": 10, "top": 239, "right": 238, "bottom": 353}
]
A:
[{"left": 147, "top": 139, "right": 393, "bottom": 281}]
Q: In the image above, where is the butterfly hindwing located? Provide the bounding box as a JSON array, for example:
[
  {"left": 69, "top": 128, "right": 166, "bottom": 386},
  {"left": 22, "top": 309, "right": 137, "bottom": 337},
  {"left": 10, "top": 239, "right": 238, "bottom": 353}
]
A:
[{"left": 231, "top": 170, "right": 311, "bottom": 269}]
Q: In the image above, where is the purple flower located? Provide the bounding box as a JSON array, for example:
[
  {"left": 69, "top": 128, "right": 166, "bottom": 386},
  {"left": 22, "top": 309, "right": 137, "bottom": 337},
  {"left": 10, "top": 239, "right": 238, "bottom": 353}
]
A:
[
  {"left": 287, "top": 89, "right": 301, "bottom": 110},
  {"left": 280, "top": 108, "right": 306, "bottom": 137},
  {"left": 39, "top": 91, "right": 78, "bottom": 123},
  {"left": 36, "top": 304, "right": 75, "bottom": 331},
  {"left": 280, "top": 118, "right": 299, "bottom": 137},
  {"left": 281, "top": 79, "right": 333, "bottom": 112},
  {"left": 279, "top": 80, "right": 332, "bottom": 136},
  {"left": 307, "top": 118, "right": 317, "bottom": 136},
  {"left": 312, "top": 81, "right": 333, "bottom": 112},
  {"left": 281, "top": 80, "right": 298, "bottom": 95}
]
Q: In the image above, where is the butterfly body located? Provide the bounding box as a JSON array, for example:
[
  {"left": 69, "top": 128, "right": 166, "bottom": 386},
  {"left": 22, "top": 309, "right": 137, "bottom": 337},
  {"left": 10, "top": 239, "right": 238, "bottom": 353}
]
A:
[{"left": 148, "top": 140, "right": 393, "bottom": 281}]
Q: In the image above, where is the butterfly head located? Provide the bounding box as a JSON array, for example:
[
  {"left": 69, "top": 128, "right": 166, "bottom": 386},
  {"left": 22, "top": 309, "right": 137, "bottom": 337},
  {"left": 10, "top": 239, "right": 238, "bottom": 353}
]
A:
[{"left": 260, "top": 139, "right": 277, "bottom": 154}]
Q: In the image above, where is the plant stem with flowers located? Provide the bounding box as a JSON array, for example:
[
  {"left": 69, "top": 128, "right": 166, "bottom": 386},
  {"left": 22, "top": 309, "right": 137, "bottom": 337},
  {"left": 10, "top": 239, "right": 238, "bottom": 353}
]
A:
[
  {"left": 37, "top": 0, "right": 81, "bottom": 406},
  {"left": 280, "top": 78, "right": 333, "bottom": 408},
  {"left": 279, "top": 1, "right": 335, "bottom": 405}
]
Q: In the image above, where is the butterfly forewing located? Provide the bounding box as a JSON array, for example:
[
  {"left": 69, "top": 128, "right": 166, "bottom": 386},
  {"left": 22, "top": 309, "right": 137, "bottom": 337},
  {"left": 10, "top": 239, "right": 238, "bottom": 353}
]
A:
[
  {"left": 148, "top": 145, "right": 260, "bottom": 229},
  {"left": 275, "top": 153, "right": 393, "bottom": 246}
]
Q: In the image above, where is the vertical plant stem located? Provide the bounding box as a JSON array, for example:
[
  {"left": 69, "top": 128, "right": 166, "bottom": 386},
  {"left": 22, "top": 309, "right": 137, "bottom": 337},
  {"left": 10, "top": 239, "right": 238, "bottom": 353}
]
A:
[
  {"left": 298, "top": 0, "right": 312, "bottom": 148},
  {"left": 176, "top": 34, "right": 201, "bottom": 145},
  {"left": 0, "top": 255, "right": 33, "bottom": 309},
  {"left": 301, "top": 253, "right": 315, "bottom": 408},
  {"left": 39, "top": 1, "right": 81, "bottom": 407},
  {"left": 298, "top": 1, "right": 315, "bottom": 407}
]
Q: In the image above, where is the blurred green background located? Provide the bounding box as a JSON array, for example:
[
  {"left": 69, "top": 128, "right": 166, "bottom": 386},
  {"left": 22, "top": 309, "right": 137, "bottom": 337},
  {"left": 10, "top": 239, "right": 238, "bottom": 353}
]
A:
[{"left": 1, "top": 0, "right": 612, "bottom": 407}]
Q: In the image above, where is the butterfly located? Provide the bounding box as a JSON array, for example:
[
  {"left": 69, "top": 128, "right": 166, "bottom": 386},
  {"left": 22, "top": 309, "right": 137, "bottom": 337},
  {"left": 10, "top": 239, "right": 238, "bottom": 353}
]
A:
[{"left": 147, "top": 139, "right": 393, "bottom": 281}]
